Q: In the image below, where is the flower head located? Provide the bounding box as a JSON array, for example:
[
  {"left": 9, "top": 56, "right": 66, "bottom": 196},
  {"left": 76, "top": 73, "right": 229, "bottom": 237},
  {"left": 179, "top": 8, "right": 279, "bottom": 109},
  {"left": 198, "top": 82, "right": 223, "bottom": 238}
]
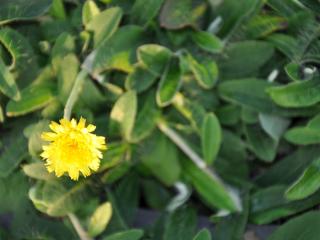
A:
[{"left": 41, "top": 117, "right": 107, "bottom": 180}]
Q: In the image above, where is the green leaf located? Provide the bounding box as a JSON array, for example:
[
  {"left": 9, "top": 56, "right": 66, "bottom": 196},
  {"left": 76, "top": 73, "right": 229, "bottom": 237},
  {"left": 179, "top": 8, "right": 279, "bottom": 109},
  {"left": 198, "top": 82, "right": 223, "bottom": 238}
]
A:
[
  {"left": 0, "top": 104, "right": 4, "bottom": 122},
  {"left": 215, "top": 0, "right": 263, "bottom": 37},
  {"left": 79, "top": 78, "right": 107, "bottom": 111},
  {"left": 184, "top": 54, "right": 218, "bottom": 89},
  {"left": 110, "top": 90, "right": 137, "bottom": 140},
  {"left": 218, "top": 41, "right": 274, "bottom": 79},
  {"left": 193, "top": 229, "right": 211, "bottom": 240},
  {"left": 88, "top": 202, "right": 113, "bottom": 237},
  {"left": 82, "top": 0, "right": 100, "bottom": 26},
  {"left": 267, "top": 77, "right": 320, "bottom": 107},
  {"left": 215, "top": 130, "right": 249, "bottom": 187},
  {"left": 101, "top": 161, "right": 131, "bottom": 184},
  {"left": 285, "top": 127, "right": 320, "bottom": 145},
  {"left": 83, "top": 25, "right": 144, "bottom": 74},
  {"left": 103, "top": 229, "right": 144, "bottom": 240},
  {"left": 164, "top": 207, "right": 197, "bottom": 240},
  {"left": 0, "top": 0, "right": 52, "bottom": 25},
  {"left": 137, "top": 44, "right": 172, "bottom": 76},
  {"left": 191, "top": 31, "right": 224, "bottom": 53},
  {"left": 286, "top": 157, "right": 320, "bottom": 200},
  {"left": 218, "top": 78, "right": 320, "bottom": 117},
  {"left": 99, "top": 142, "right": 129, "bottom": 172},
  {"left": 139, "top": 130, "right": 181, "bottom": 186},
  {"left": 201, "top": 113, "right": 222, "bottom": 164},
  {"left": 51, "top": 33, "right": 76, "bottom": 73},
  {"left": 285, "top": 62, "right": 302, "bottom": 81},
  {"left": 258, "top": 113, "right": 290, "bottom": 141},
  {"left": 308, "top": 114, "right": 320, "bottom": 129},
  {"left": 156, "top": 57, "right": 182, "bottom": 107},
  {"left": 0, "top": 57, "right": 20, "bottom": 100},
  {"left": 181, "top": 157, "right": 239, "bottom": 212},
  {"left": 266, "top": 0, "right": 303, "bottom": 17},
  {"left": 244, "top": 15, "right": 287, "bottom": 38},
  {"left": 86, "top": 7, "right": 123, "bottom": 47},
  {"left": 173, "top": 93, "right": 206, "bottom": 132},
  {"left": 50, "top": 0, "right": 66, "bottom": 20},
  {"left": 0, "top": 130, "right": 27, "bottom": 178},
  {"left": 57, "top": 54, "right": 79, "bottom": 104},
  {"left": 213, "top": 192, "right": 249, "bottom": 240},
  {"left": 22, "top": 162, "right": 54, "bottom": 181},
  {"left": 24, "top": 120, "right": 50, "bottom": 157},
  {"left": 142, "top": 179, "right": 171, "bottom": 210},
  {"left": 250, "top": 185, "right": 320, "bottom": 224},
  {"left": 244, "top": 124, "right": 278, "bottom": 162},
  {"left": 241, "top": 107, "right": 258, "bottom": 124},
  {"left": 0, "top": 27, "right": 38, "bottom": 85},
  {"left": 130, "top": 0, "right": 164, "bottom": 26},
  {"left": 29, "top": 181, "right": 88, "bottom": 217},
  {"left": 216, "top": 105, "right": 241, "bottom": 126},
  {"left": 219, "top": 79, "right": 272, "bottom": 112},
  {"left": 268, "top": 211, "right": 320, "bottom": 240},
  {"left": 159, "top": 0, "right": 196, "bottom": 29},
  {"left": 6, "top": 83, "right": 55, "bottom": 117},
  {"left": 129, "top": 91, "right": 161, "bottom": 143},
  {"left": 255, "top": 146, "right": 320, "bottom": 187},
  {"left": 285, "top": 114, "right": 320, "bottom": 145},
  {"left": 125, "top": 64, "right": 158, "bottom": 93},
  {"left": 267, "top": 34, "right": 297, "bottom": 59},
  {"left": 112, "top": 173, "right": 140, "bottom": 224}
]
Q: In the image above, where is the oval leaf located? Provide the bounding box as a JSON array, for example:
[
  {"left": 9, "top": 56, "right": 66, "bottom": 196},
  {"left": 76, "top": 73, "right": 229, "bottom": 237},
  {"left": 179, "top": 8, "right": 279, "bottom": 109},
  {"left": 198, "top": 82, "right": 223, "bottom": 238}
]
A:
[
  {"left": 0, "top": 57, "right": 20, "bottom": 100},
  {"left": 130, "top": 0, "right": 164, "bottom": 26},
  {"left": 191, "top": 31, "right": 224, "bottom": 53},
  {"left": 156, "top": 57, "right": 182, "bottom": 107},
  {"left": 129, "top": 91, "right": 161, "bottom": 143},
  {"left": 125, "top": 64, "right": 158, "bottom": 93},
  {"left": 267, "top": 77, "right": 320, "bottom": 108},
  {"left": 137, "top": 44, "right": 172, "bottom": 76},
  {"left": 103, "top": 229, "right": 144, "bottom": 240},
  {"left": 181, "top": 157, "right": 240, "bottom": 212},
  {"left": 82, "top": 0, "right": 100, "bottom": 26},
  {"left": 286, "top": 157, "right": 320, "bottom": 200},
  {"left": 6, "top": 84, "right": 54, "bottom": 117},
  {"left": 86, "top": 7, "right": 123, "bottom": 47},
  {"left": 285, "top": 127, "right": 320, "bottom": 145},
  {"left": 268, "top": 211, "right": 320, "bottom": 240},
  {"left": 0, "top": 0, "right": 52, "bottom": 25},
  {"left": 22, "top": 162, "right": 54, "bottom": 181},
  {"left": 201, "top": 113, "right": 222, "bottom": 164},
  {"left": 110, "top": 90, "right": 137, "bottom": 140},
  {"left": 185, "top": 54, "right": 218, "bottom": 89},
  {"left": 88, "top": 202, "right": 113, "bottom": 237}
]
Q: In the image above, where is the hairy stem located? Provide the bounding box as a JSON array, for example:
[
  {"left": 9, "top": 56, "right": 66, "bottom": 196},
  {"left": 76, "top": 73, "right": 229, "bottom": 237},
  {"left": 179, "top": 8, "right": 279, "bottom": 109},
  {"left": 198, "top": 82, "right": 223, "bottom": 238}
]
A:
[
  {"left": 63, "top": 69, "right": 88, "bottom": 120},
  {"left": 68, "top": 213, "right": 92, "bottom": 240}
]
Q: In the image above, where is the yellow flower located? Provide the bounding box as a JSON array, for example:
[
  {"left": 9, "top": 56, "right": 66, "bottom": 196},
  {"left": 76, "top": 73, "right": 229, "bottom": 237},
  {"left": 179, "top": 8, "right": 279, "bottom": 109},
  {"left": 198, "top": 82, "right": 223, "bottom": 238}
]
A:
[{"left": 41, "top": 117, "right": 107, "bottom": 180}]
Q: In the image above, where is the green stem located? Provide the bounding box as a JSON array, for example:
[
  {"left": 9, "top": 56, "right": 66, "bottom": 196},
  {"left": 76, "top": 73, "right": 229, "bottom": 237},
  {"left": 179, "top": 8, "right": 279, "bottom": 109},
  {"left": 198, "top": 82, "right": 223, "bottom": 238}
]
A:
[
  {"left": 158, "top": 121, "right": 217, "bottom": 177},
  {"left": 68, "top": 213, "right": 92, "bottom": 240},
  {"left": 157, "top": 121, "right": 242, "bottom": 211},
  {"left": 63, "top": 69, "right": 88, "bottom": 120}
]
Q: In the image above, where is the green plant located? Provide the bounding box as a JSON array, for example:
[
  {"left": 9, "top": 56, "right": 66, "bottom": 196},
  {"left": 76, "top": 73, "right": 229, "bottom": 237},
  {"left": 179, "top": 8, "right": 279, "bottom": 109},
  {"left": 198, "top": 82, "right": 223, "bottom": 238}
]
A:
[{"left": 1, "top": 0, "right": 320, "bottom": 239}]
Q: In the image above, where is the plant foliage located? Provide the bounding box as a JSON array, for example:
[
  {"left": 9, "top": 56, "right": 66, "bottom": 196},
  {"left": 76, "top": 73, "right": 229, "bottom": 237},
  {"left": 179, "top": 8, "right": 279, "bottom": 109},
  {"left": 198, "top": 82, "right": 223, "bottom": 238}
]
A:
[{"left": 1, "top": 0, "right": 320, "bottom": 239}]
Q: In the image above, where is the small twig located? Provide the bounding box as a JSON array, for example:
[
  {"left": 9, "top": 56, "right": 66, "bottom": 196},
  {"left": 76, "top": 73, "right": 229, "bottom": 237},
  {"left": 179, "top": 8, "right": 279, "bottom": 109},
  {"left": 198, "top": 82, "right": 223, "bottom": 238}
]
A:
[
  {"left": 63, "top": 69, "right": 88, "bottom": 120},
  {"left": 68, "top": 213, "right": 93, "bottom": 240}
]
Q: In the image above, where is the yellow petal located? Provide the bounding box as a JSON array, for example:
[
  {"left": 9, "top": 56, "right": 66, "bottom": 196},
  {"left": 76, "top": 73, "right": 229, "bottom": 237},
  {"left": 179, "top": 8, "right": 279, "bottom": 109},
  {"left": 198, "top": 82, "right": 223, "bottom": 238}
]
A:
[{"left": 40, "top": 118, "right": 107, "bottom": 181}]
